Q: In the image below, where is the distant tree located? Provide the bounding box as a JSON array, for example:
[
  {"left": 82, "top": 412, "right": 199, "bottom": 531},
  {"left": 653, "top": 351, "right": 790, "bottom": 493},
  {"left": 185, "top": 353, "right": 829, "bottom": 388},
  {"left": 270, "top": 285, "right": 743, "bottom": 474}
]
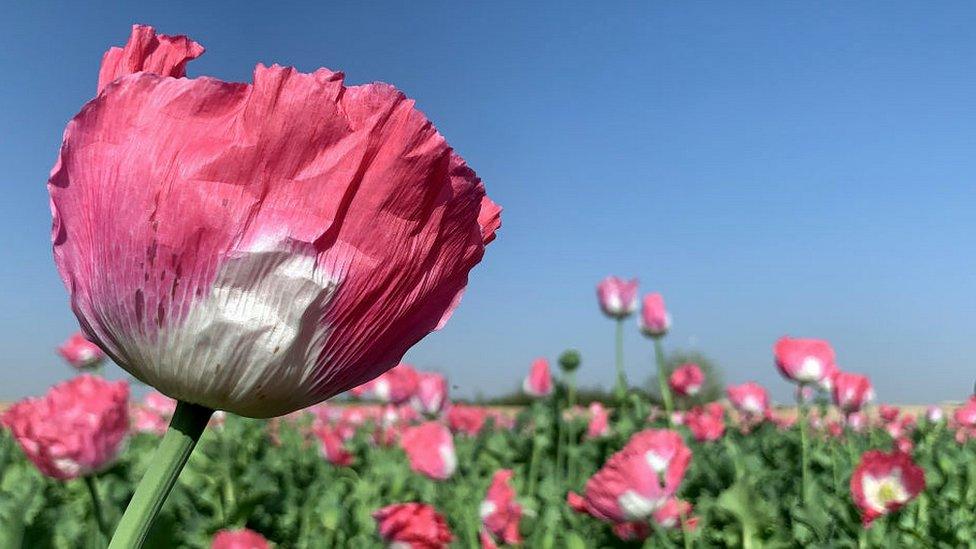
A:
[{"left": 646, "top": 349, "right": 724, "bottom": 410}]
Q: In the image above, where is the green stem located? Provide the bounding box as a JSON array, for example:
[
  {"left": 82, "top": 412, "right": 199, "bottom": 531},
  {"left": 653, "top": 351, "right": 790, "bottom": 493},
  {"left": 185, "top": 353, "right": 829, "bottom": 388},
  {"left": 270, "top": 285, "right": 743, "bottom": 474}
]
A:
[
  {"left": 527, "top": 435, "right": 542, "bottom": 497},
  {"left": 567, "top": 371, "right": 577, "bottom": 409},
  {"left": 797, "top": 390, "right": 810, "bottom": 506},
  {"left": 614, "top": 319, "right": 627, "bottom": 401},
  {"left": 108, "top": 401, "right": 214, "bottom": 549},
  {"left": 654, "top": 338, "right": 674, "bottom": 427},
  {"left": 84, "top": 475, "right": 111, "bottom": 540}
]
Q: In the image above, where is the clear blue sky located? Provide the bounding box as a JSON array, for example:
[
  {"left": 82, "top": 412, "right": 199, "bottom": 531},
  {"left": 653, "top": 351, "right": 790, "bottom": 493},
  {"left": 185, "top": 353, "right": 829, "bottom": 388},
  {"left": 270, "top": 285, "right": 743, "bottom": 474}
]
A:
[{"left": 2, "top": 2, "right": 974, "bottom": 405}]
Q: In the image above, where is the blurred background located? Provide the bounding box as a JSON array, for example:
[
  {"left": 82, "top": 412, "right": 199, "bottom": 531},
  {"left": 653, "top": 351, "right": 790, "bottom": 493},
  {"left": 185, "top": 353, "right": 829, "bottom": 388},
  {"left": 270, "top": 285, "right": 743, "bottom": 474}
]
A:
[{"left": 2, "top": 1, "right": 975, "bottom": 404}]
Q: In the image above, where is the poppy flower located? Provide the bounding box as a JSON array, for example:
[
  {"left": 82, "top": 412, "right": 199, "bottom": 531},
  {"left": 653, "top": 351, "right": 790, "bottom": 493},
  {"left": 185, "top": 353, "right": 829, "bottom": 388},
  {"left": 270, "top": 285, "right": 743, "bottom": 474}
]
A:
[
  {"left": 850, "top": 450, "right": 925, "bottom": 525},
  {"left": 57, "top": 332, "right": 106, "bottom": 370},
  {"left": 480, "top": 469, "right": 521, "bottom": 546},
  {"left": 638, "top": 293, "right": 671, "bottom": 337},
  {"left": 412, "top": 372, "right": 449, "bottom": 416},
  {"left": 211, "top": 528, "right": 270, "bottom": 549},
  {"left": 568, "top": 429, "right": 691, "bottom": 523},
  {"left": 314, "top": 424, "right": 354, "bottom": 466},
  {"left": 832, "top": 372, "right": 874, "bottom": 413},
  {"left": 374, "top": 502, "right": 454, "bottom": 549},
  {"left": 596, "top": 277, "right": 639, "bottom": 319},
  {"left": 446, "top": 404, "right": 487, "bottom": 436},
  {"left": 726, "top": 382, "right": 769, "bottom": 417},
  {"left": 773, "top": 337, "right": 836, "bottom": 385},
  {"left": 586, "top": 402, "right": 610, "bottom": 439},
  {"left": 668, "top": 363, "right": 704, "bottom": 397},
  {"left": 685, "top": 402, "right": 725, "bottom": 442},
  {"left": 1, "top": 375, "right": 129, "bottom": 480},
  {"left": 48, "top": 25, "right": 500, "bottom": 418},
  {"left": 400, "top": 422, "right": 457, "bottom": 480},
  {"left": 522, "top": 358, "right": 553, "bottom": 397}
]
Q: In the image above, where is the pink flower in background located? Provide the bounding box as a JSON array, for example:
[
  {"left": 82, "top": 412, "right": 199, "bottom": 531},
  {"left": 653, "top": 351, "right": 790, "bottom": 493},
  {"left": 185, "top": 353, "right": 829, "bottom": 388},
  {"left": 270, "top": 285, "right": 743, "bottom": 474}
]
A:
[
  {"left": 1, "top": 375, "right": 129, "bottom": 480},
  {"left": 587, "top": 402, "right": 610, "bottom": 439},
  {"left": 358, "top": 364, "right": 421, "bottom": 405},
  {"left": 132, "top": 407, "right": 168, "bottom": 435},
  {"left": 817, "top": 361, "right": 840, "bottom": 392},
  {"left": 653, "top": 498, "right": 696, "bottom": 530},
  {"left": 953, "top": 398, "right": 976, "bottom": 427},
  {"left": 143, "top": 391, "right": 177, "bottom": 417},
  {"left": 638, "top": 293, "right": 671, "bottom": 337},
  {"left": 596, "top": 277, "right": 639, "bottom": 319},
  {"left": 850, "top": 450, "right": 925, "bottom": 525},
  {"left": 314, "top": 425, "right": 354, "bottom": 466},
  {"left": 446, "top": 404, "right": 487, "bottom": 436},
  {"left": 211, "top": 528, "right": 270, "bottom": 549},
  {"left": 774, "top": 336, "right": 836, "bottom": 385},
  {"left": 522, "top": 358, "right": 553, "bottom": 397},
  {"left": 400, "top": 422, "right": 457, "bottom": 480},
  {"left": 374, "top": 503, "right": 454, "bottom": 549},
  {"left": 685, "top": 403, "right": 725, "bottom": 442},
  {"left": 412, "top": 372, "right": 449, "bottom": 415},
  {"left": 668, "top": 363, "right": 704, "bottom": 397},
  {"left": 878, "top": 404, "right": 900, "bottom": 424},
  {"left": 926, "top": 406, "right": 944, "bottom": 423},
  {"left": 49, "top": 25, "right": 500, "bottom": 418},
  {"left": 726, "top": 382, "right": 769, "bottom": 416},
  {"left": 568, "top": 429, "right": 691, "bottom": 523},
  {"left": 57, "top": 332, "right": 106, "bottom": 370},
  {"left": 832, "top": 372, "right": 874, "bottom": 413},
  {"left": 480, "top": 469, "right": 522, "bottom": 546},
  {"left": 846, "top": 411, "right": 867, "bottom": 432}
]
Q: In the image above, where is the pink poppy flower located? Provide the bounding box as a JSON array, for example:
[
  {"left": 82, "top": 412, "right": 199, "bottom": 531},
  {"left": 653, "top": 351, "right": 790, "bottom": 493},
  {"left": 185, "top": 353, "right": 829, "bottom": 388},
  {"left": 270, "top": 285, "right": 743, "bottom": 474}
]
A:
[
  {"left": 685, "top": 402, "right": 726, "bottom": 442},
  {"left": 212, "top": 528, "right": 270, "bottom": 549},
  {"left": 57, "top": 332, "right": 106, "bottom": 370},
  {"left": 925, "top": 406, "right": 944, "bottom": 423},
  {"left": 610, "top": 520, "right": 651, "bottom": 541},
  {"left": 522, "top": 358, "right": 553, "bottom": 397},
  {"left": 817, "top": 361, "right": 840, "bottom": 392},
  {"left": 586, "top": 402, "right": 610, "bottom": 439},
  {"left": 653, "top": 498, "right": 696, "bottom": 530},
  {"left": 638, "top": 293, "right": 671, "bottom": 337},
  {"left": 374, "top": 502, "right": 454, "bottom": 549},
  {"left": 1, "top": 375, "right": 129, "bottom": 480},
  {"left": 726, "top": 382, "right": 769, "bottom": 416},
  {"left": 953, "top": 398, "right": 976, "bottom": 427},
  {"left": 480, "top": 469, "right": 521, "bottom": 546},
  {"left": 446, "top": 404, "right": 487, "bottom": 436},
  {"left": 878, "top": 404, "right": 900, "bottom": 423},
  {"left": 412, "top": 372, "right": 449, "bottom": 415},
  {"left": 365, "top": 364, "right": 422, "bottom": 405},
  {"left": 49, "top": 25, "right": 500, "bottom": 418},
  {"left": 132, "top": 407, "right": 168, "bottom": 435},
  {"left": 850, "top": 450, "right": 925, "bottom": 525},
  {"left": 596, "top": 277, "right": 639, "bottom": 319},
  {"left": 846, "top": 411, "right": 867, "bottom": 432},
  {"left": 668, "top": 363, "right": 704, "bottom": 397},
  {"left": 568, "top": 429, "right": 691, "bottom": 522},
  {"left": 832, "top": 372, "right": 874, "bottom": 414},
  {"left": 400, "top": 422, "right": 457, "bottom": 480},
  {"left": 314, "top": 424, "right": 354, "bottom": 466},
  {"left": 773, "top": 336, "right": 836, "bottom": 385}
]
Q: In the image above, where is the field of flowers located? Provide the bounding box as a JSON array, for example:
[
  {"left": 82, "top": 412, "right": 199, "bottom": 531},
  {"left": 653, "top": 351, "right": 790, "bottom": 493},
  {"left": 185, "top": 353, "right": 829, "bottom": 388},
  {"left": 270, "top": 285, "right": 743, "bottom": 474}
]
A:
[{"left": 4, "top": 309, "right": 976, "bottom": 548}]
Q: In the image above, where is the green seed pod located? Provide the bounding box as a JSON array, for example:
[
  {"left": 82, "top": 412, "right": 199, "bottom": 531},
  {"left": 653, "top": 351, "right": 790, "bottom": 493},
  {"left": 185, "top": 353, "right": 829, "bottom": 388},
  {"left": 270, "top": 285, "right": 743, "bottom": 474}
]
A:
[{"left": 558, "top": 349, "right": 581, "bottom": 372}]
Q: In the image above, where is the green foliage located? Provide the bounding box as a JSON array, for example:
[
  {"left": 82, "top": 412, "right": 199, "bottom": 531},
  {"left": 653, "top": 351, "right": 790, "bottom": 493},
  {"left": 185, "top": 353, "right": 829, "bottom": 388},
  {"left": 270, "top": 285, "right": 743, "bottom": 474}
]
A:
[{"left": 0, "top": 399, "right": 972, "bottom": 547}]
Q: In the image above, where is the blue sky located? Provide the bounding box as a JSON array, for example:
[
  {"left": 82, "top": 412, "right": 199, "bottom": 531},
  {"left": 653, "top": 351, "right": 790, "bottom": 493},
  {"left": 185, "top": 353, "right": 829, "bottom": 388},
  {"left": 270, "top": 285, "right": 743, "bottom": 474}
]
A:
[{"left": 2, "top": 2, "right": 975, "bottom": 405}]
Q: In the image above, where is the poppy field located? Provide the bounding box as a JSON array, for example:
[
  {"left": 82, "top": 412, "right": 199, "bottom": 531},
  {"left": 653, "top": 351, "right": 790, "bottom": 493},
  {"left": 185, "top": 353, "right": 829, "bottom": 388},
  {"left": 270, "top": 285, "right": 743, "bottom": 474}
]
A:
[
  {"left": 5, "top": 21, "right": 976, "bottom": 549},
  {"left": 5, "top": 307, "right": 976, "bottom": 548}
]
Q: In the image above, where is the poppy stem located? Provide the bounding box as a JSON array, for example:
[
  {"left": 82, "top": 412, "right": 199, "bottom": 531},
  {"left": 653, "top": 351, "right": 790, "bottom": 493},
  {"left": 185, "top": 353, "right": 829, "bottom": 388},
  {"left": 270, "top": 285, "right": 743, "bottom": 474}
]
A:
[
  {"left": 796, "top": 390, "right": 810, "bottom": 505},
  {"left": 83, "top": 475, "right": 110, "bottom": 540},
  {"left": 614, "top": 319, "right": 627, "bottom": 401},
  {"left": 108, "top": 400, "right": 214, "bottom": 549},
  {"left": 654, "top": 337, "right": 674, "bottom": 427}
]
